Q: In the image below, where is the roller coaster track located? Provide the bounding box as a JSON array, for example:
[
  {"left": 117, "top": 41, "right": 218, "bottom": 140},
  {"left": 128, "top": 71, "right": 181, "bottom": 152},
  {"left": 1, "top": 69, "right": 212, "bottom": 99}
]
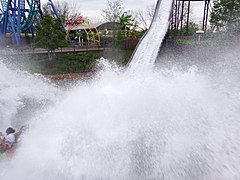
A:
[
  {"left": 0, "top": 0, "right": 42, "bottom": 45},
  {"left": 0, "top": 15, "right": 3, "bottom": 24},
  {"left": 21, "top": 0, "right": 40, "bottom": 31},
  {"left": 0, "top": 0, "right": 6, "bottom": 24}
]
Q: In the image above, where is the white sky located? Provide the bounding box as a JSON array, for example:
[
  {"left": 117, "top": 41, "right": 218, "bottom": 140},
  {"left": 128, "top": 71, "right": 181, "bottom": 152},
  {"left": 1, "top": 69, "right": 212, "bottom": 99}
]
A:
[{"left": 42, "top": 0, "right": 211, "bottom": 23}]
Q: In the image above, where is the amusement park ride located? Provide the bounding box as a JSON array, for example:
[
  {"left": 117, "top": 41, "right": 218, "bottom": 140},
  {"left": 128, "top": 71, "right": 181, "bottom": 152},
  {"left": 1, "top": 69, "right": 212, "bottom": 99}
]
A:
[
  {"left": 0, "top": 0, "right": 100, "bottom": 47},
  {"left": 0, "top": 0, "right": 211, "bottom": 47},
  {"left": 65, "top": 16, "right": 100, "bottom": 46},
  {"left": 0, "top": 0, "right": 43, "bottom": 46}
]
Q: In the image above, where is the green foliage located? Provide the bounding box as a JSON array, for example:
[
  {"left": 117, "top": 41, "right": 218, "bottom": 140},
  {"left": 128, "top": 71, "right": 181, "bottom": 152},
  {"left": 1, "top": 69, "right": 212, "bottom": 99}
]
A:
[
  {"left": 34, "top": 13, "right": 69, "bottom": 60},
  {"left": 132, "top": 30, "right": 147, "bottom": 39},
  {"left": 17, "top": 53, "right": 98, "bottom": 75},
  {"left": 116, "top": 30, "right": 126, "bottom": 44},
  {"left": 102, "top": 1, "right": 141, "bottom": 48},
  {"left": 168, "top": 22, "right": 199, "bottom": 36},
  {"left": 118, "top": 12, "right": 135, "bottom": 30},
  {"left": 183, "top": 22, "right": 199, "bottom": 35},
  {"left": 50, "top": 53, "right": 97, "bottom": 73},
  {"left": 115, "top": 12, "right": 137, "bottom": 45},
  {"left": 176, "top": 39, "right": 211, "bottom": 45},
  {"left": 210, "top": 0, "right": 240, "bottom": 33}
]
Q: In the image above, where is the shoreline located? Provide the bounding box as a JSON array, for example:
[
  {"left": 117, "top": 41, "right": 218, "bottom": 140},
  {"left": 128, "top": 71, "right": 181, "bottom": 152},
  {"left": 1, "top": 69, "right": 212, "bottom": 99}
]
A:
[{"left": 43, "top": 71, "right": 96, "bottom": 80}]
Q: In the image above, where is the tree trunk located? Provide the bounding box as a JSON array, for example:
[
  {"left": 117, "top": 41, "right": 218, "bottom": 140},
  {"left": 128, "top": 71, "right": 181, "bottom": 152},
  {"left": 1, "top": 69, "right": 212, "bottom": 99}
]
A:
[{"left": 48, "top": 51, "right": 50, "bottom": 61}]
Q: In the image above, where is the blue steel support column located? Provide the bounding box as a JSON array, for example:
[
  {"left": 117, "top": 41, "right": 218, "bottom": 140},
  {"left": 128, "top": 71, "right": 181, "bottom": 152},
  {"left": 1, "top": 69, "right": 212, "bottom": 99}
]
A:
[
  {"left": 0, "top": 23, "right": 2, "bottom": 44},
  {"left": 17, "top": 0, "right": 21, "bottom": 45},
  {"left": 35, "top": 15, "right": 41, "bottom": 27},
  {"left": 9, "top": 11, "right": 19, "bottom": 44},
  {"left": 34, "top": 0, "right": 42, "bottom": 27},
  {"left": 1, "top": 0, "right": 11, "bottom": 46},
  {"left": 37, "top": 0, "right": 43, "bottom": 18},
  {"left": 30, "top": 23, "right": 34, "bottom": 40},
  {"left": 48, "top": 0, "right": 59, "bottom": 18},
  {"left": 0, "top": 0, "right": 43, "bottom": 46},
  {"left": 12, "top": 0, "right": 17, "bottom": 44}
]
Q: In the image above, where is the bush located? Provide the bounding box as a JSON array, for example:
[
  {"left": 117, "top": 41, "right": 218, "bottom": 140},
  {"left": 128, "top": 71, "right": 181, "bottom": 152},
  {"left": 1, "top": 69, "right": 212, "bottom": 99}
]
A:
[{"left": 20, "top": 52, "right": 98, "bottom": 75}]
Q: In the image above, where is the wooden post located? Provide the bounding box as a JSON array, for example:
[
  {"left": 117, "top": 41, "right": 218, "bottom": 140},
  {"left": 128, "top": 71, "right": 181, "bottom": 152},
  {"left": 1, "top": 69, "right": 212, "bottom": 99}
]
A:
[
  {"left": 186, "top": 0, "right": 191, "bottom": 35},
  {"left": 180, "top": 1, "right": 185, "bottom": 34}
]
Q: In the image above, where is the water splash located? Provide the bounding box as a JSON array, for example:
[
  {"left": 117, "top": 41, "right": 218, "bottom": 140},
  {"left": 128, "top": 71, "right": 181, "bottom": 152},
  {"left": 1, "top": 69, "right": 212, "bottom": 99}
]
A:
[
  {"left": 0, "top": 0, "right": 240, "bottom": 178},
  {"left": 0, "top": 60, "right": 62, "bottom": 128},
  {"left": 0, "top": 57, "right": 240, "bottom": 179}
]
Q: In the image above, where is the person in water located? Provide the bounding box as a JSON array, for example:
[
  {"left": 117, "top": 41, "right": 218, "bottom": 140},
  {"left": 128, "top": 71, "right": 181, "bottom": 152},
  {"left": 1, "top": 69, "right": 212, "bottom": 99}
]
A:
[
  {"left": 0, "top": 126, "right": 25, "bottom": 153},
  {"left": 0, "top": 127, "right": 16, "bottom": 152}
]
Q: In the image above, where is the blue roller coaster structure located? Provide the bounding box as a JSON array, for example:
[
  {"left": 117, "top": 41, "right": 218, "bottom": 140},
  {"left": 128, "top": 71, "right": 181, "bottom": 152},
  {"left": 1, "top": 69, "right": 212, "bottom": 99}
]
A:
[
  {"left": 0, "top": 0, "right": 44, "bottom": 46},
  {"left": 0, "top": 0, "right": 66, "bottom": 46}
]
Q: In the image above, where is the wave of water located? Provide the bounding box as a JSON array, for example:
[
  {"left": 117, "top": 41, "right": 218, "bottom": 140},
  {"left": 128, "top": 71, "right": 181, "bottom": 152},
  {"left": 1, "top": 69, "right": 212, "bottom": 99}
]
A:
[
  {"left": 0, "top": 60, "right": 62, "bottom": 129},
  {"left": 0, "top": 56, "right": 240, "bottom": 179}
]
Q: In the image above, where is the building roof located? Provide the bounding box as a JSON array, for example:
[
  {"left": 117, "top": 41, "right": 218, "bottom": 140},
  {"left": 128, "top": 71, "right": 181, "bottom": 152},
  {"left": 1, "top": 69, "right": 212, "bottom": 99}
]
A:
[
  {"left": 69, "top": 22, "right": 119, "bottom": 31},
  {"left": 70, "top": 22, "right": 104, "bottom": 31}
]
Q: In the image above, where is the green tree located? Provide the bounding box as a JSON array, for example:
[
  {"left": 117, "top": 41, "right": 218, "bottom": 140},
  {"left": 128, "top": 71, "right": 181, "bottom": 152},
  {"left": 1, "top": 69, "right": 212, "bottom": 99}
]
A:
[
  {"left": 119, "top": 12, "right": 136, "bottom": 31},
  {"left": 182, "top": 22, "right": 199, "bottom": 35},
  {"left": 210, "top": 0, "right": 240, "bottom": 33},
  {"left": 116, "top": 12, "right": 136, "bottom": 43},
  {"left": 34, "top": 13, "right": 69, "bottom": 60}
]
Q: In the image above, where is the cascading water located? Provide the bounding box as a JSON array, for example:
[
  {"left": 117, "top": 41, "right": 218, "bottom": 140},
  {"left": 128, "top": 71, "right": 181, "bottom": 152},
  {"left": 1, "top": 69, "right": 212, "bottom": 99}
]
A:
[
  {"left": 127, "top": 0, "right": 174, "bottom": 74},
  {"left": 0, "top": 0, "right": 240, "bottom": 179}
]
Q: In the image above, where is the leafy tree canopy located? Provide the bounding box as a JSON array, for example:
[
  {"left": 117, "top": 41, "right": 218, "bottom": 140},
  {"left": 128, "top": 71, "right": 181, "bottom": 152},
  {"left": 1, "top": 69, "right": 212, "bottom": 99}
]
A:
[
  {"left": 116, "top": 11, "right": 139, "bottom": 44},
  {"left": 118, "top": 12, "right": 136, "bottom": 30},
  {"left": 210, "top": 0, "right": 240, "bottom": 33},
  {"left": 34, "top": 13, "right": 69, "bottom": 60}
]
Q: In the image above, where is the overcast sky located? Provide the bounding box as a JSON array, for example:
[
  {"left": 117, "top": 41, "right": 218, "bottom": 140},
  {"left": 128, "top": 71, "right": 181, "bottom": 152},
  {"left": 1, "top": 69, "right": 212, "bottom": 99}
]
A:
[{"left": 42, "top": 0, "right": 210, "bottom": 23}]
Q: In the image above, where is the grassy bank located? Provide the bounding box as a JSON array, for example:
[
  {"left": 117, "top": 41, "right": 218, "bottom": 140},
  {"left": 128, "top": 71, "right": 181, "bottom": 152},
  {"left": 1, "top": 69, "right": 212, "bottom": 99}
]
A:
[
  {"left": 9, "top": 52, "right": 98, "bottom": 75},
  {"left": 6, "top": 49, "right": 134, "bottom": 75}
]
